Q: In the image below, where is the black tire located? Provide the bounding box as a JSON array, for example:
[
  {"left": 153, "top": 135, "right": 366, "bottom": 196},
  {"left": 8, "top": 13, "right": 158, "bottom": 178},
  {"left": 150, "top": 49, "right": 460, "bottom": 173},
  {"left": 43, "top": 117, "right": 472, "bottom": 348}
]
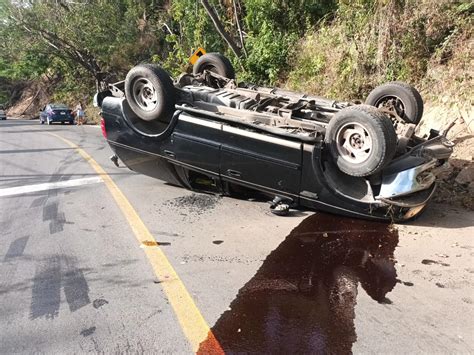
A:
[
  {"left": 192, "top": 53, "right": 235, "bottom": 79},
  {"left": 325, "top": 105, "right": 397, "bottom": 177},
  {"left": 124, "top": 64, "right": 176, "bottom": 122},
  {"left": 365, "top": 81, "right": 423, "bottom": 124}
]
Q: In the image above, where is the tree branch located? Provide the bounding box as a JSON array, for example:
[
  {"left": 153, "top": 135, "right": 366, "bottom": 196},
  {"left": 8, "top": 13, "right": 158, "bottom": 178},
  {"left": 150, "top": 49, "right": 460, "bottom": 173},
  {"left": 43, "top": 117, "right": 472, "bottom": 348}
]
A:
[
  {"left": 11, "top": 14, "right": 103, "bottom": 80},
  {"left": 200, "top": 0, "right": 242, "bottom": 58},
  {"left": 232, "top": 0, "right": 247, "bottom": 58}
]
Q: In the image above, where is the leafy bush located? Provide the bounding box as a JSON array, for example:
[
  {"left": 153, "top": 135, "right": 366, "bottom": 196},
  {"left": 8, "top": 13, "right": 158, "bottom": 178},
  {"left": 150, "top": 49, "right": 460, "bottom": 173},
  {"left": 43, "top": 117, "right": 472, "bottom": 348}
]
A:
[
  {"left": 287, "top": 0, "right": 472, "bottom": 101},
  {"left": 0, "top": 0, "right": 471, "bottom": 110}
]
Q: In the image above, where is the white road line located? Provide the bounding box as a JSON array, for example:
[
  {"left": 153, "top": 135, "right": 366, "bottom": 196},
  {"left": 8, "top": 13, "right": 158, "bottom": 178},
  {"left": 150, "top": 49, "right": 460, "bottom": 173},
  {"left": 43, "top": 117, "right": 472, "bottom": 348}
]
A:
[{"left": 0, "top": 176, "right": 103, "bottom": 197}]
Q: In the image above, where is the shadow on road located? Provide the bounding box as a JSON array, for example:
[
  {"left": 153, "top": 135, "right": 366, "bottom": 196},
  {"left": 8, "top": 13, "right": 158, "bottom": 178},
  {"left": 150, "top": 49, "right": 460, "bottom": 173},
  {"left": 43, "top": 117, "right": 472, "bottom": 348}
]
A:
[
  {"left": 0, "top": 147, "right": 76, "bottom": 154},
  {"left": 0, "top": 120, "right": 39, "bottom": 129},
  {"left": 0, "top": 172, "right": 136, "bottom": 181}
]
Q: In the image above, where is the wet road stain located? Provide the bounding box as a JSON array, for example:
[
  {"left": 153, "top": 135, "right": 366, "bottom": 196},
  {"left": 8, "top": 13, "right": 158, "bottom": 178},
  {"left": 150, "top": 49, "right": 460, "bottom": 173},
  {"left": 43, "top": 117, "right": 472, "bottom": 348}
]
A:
[
  {"left": 42, "top": 201, "right": 66, "bottom": 234},
  {"left": 422, "top": 259, "right": 450, "bottom": 266},
  {"left": 30, "top": 255, "right": 91, "bottom": 319},
  {"left": 80, "top": 326, "right": 96, "bottom": 337},
  {"left": 198, "top": 212, "right": 399, "bottom": 354},
  {"left": 30, "top": 196, "right": 49, "bottom": 208},
  {"left": 31, "top": 157, "right": 75, "bottom": 234},
  {"left": 212, "top": 240, "right": 224, "bottom": 245},
  {"left": 4, "top": 236, "right": 29, "bottom": 260},
  {"left": 30, "top": 256, "right": 61, "bottom": 319},
  {"left": 63, "top": 269, "right": 90, "bottom": 312},
  {"left": 93, "top": 298, "right": 109, "bottom": 309}
]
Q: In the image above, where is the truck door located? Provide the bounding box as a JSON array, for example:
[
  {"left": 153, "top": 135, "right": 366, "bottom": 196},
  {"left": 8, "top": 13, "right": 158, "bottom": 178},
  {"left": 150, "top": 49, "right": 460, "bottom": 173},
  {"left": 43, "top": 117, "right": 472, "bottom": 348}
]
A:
[
  {"left": 219, "top": 125, "right": 302, "bottom": 196},
  {"left": 170, "top": 113, "right": 222, "bottom": 176}
]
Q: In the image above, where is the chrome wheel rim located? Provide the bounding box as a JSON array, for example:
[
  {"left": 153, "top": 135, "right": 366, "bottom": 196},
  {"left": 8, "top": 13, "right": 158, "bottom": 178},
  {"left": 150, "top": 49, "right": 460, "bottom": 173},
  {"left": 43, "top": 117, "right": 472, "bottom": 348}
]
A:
[
  {"left": 132, "top": 78, "right": 158, "bottom": 112},
  {"left": 335, "top": 122, "right": 373, "bottom": 164}
]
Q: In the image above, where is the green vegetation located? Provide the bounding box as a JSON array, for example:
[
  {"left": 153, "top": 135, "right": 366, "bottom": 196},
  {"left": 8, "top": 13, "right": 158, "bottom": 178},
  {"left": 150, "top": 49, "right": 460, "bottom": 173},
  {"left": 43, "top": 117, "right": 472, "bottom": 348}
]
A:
[
  {"left": 287, "top": 0, "right": 473, "bottom": 101},
  {"left": 0, "top": 0, "right": 471, "bottom": 111}
]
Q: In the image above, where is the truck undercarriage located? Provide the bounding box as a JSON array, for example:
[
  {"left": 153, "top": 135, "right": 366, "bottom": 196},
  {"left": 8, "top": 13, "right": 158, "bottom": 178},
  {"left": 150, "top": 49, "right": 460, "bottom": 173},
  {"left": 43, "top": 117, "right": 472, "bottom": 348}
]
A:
[{"left": 97, "top": 52, "right": 454, "bottom": 220}]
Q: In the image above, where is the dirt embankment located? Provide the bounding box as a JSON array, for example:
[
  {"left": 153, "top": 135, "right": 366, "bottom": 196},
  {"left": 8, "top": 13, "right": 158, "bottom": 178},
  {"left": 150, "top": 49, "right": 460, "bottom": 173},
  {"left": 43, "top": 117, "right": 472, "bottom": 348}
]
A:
[
  {"left": 416, "top": 99, "right": 474, "bottom": 210},
  {"left": 433, "top": 132, "right": 474, "bottom": 210},
  {"left": 6, "top": 79, "right": 52, "bottom": 119},
  {"left": 6, "top": 77, "right": 100, "bottom": 123}
]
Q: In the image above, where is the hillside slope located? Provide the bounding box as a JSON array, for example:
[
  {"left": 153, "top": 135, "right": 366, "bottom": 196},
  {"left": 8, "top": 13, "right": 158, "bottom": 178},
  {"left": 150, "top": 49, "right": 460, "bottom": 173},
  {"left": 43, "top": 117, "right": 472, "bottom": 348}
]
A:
[{"left": 283, "top": 0, "right": 473, "bottom": 208}]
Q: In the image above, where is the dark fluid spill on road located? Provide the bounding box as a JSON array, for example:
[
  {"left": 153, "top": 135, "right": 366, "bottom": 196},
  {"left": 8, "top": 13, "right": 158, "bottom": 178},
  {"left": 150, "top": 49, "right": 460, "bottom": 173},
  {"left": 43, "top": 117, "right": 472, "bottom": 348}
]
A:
[
  {"left": 4, "top": 236, "right": 29, "bottom": 260},
  {"left": 198, "top": 212, "right": 399, "bottom": 354},
  {"left": 163, "top": 193, "right": 221, "bottom": 215},
  {"left": 93, "top": 298, "right": 109, "bottom": 309},
  {"left": 80, "top": 326, "right": 96, "bottom": 337},
  {"left": 421, "top": 259, "right": 450, "bottom": 267}
]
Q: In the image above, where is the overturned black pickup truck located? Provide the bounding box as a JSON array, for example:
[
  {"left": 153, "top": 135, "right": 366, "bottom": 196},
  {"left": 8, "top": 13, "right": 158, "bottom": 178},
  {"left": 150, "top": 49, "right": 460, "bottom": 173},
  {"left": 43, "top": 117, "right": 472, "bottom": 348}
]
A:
[{"left": 96, "top": 53, "right": 454, "bottom": 221}]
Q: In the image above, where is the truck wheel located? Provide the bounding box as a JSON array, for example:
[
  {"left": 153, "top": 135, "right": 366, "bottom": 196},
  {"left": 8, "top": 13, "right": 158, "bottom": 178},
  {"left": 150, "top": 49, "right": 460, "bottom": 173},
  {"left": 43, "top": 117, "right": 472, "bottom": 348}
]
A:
[
  {"left": 125, "top": 64, "right": 176, "bottom": 122},
  {"left": 365, "top": 81, "right": 423, "bottom": 124},
  {"left": 325, "top": 105, "right": 397, "bottom": 177},
  {"left": 192, "top": 53, "right": 235, "bottom": 79}
]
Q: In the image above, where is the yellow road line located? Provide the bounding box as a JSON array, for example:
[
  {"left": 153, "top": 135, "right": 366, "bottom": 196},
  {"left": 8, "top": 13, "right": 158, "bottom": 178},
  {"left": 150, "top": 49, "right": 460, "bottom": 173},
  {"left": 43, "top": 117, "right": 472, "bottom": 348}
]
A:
[{"left": 47, "top": 132, "right": 223, "bottom": 354}]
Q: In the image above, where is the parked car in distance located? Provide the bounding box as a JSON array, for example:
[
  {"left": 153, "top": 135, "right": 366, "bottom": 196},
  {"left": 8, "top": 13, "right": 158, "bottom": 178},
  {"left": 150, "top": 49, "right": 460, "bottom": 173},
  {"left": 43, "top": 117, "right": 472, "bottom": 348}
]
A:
[
  {"left": 0, "top": 105, "right": 6, "bottom": 120},
  {"left": 39, "top": 104, "right": 74, "bottom": 125}
]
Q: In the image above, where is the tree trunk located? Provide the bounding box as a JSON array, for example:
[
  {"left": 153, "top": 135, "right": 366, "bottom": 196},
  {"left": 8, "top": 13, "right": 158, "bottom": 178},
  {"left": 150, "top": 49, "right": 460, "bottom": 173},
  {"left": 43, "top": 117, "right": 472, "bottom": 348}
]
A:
[
  {"left": 200, "top": 0, "right": 243, "bottom": 58},
  {"left": 232, "top": 0, "right": 247, "bottom": 58}
]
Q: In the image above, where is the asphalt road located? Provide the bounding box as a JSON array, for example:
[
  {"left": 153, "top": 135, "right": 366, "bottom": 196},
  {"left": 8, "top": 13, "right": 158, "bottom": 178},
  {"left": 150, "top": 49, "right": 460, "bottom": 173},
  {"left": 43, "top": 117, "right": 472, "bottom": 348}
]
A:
[{"left": 1, "top": 119, "right": 473, "bottom": 354}]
